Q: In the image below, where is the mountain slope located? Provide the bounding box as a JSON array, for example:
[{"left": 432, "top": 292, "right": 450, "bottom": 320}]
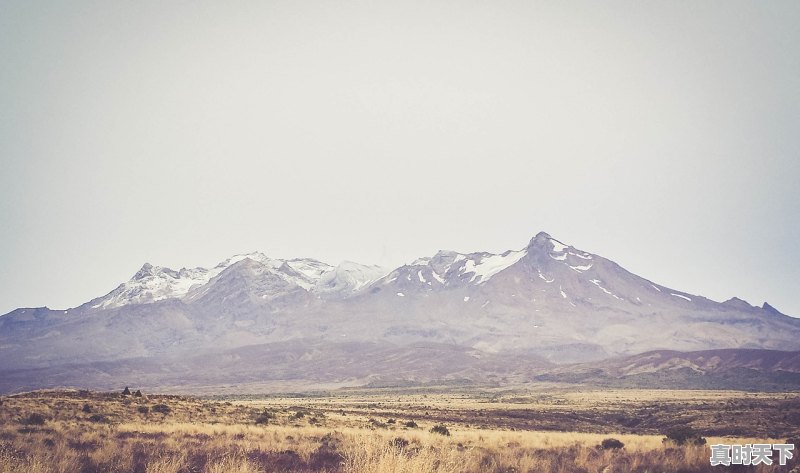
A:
[
  {"left": 534, "top": 348, "right": 800, "bottom": 391},
  {"left": 0, "top": 231, "right": 798, "bottom": 393}
]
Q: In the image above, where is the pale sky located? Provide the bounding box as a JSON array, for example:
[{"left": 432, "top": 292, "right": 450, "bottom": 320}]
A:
[{"left": 1, "top": 1, "right": 798, "bottom": 316}]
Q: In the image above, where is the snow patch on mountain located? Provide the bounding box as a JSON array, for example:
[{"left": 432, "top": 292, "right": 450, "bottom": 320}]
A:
[
  {"left": 286, "top": 259, "right": 334, "bottom": 283},
  {"left": 570, "top": 264, "right": 593, "bottom": 273},
  {"left": 92, "top": 263, "right": 225, "bottom": 309},
  {"left": 538, "top": 270, "right": 555, "bottom": 283},
  {"left": 550, "top": 239, "right": 569, "bottom": 252},
  {"left": 91, "top": 253, "right": 384, "bottom": 309},
  {"left": 315, "top": 261, "right": 389, "bottom": 295},
  {"left": 462, "top": 250, "right": 528, "bottom": 283},
  {"left": 590, "top": 279, "right": 623, "bottom": 301}
]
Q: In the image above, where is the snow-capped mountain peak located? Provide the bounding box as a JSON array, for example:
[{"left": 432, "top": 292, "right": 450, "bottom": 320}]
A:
[
  {"left": 4, "top": 229, "right": 799, "bottom": 393},
  {"left": 132, "top": 262, "right": 157, "bottom": 280},
  {"left": 86, "top": 252, "right": 388, "bottom": 309},
  {"left": 90, "top": 262, "right": 219, "bottom": 309},
  {"left": 527, "top": 231, "right": 572, "bottom": 253},
  {"left": 379, "top": 246, "right": 530, "bottom": 290},
  {"left": 315, "top": 261, "right": 389, "bottom": 295},
  {"left": 216, "top": 251, "right": 272, "bottom": 268}
]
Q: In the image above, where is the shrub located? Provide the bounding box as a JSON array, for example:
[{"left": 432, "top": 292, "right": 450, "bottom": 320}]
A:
[
  {"left": 389, "top": 437, "right": 409, "bottom": 449},
  {"left": 430, "top": 424, "right": 450, "bottom": 436},
  {"left": 386, "top": 418, "right": 396, "bottom": 424},
  {"left": 88, "top": 414, "right": 108, "bottom": 423},
  {"left": 152, "top": 404, "right": 171, "bottom": 415},
  {"left": 600, "top": 438, "right": 625, "bottom": 450},
  {"left": 133, "top": 390, "right": 143, "bottom": 397},
  {"left": 369, "top": 418, "right": 387, "bottom": 428},
  {"left": 255, "top": 410, "right": 274, "bottom": 425},
  {"left": 404, "top": 420, "right": 418, "bottom": 428},
  {"left": 82, "top": 404, "right": 92, "bottom": 413},
  {"left": 663, "top": 427, "right": 707, "bottom": 446},
  {"left": 22, "top": 413, "right": 46, "bottom": 426},
  {"left": 137, "top": 406, "right": 149, "bottom": 414},
  {"left": 122, "top": 387, "right": 131, "bottom": 395}
]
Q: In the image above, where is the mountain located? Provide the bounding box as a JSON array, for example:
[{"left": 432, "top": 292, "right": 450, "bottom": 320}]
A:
[
  {"left": 82, "top": 253, "right": 384, "bottom": 310},
  {"left": 1, "top": 231, "right": 798, "bottom": 394},
  {"left": 534, "top": 348, "right": 800, "bottom": 391}
]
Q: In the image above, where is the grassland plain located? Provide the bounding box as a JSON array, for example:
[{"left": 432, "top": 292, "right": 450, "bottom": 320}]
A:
[{"left": 0, "top": 388, "right": 798, "bottom": 473}]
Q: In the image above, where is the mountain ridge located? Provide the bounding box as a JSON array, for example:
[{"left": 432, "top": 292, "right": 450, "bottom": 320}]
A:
[
  {"left": 1, "top": 231, "right": 798, "bottom": 393},
  {"left": 4, "top": 231, "right": 791, "bottom": 318}
]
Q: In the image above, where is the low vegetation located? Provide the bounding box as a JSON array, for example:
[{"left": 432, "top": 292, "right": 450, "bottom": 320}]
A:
[
  {"left": 663, "top": 427, "right": 707, "bottom": 446},
  {"left": 429, "top": 424, "right": 451, "bottom": 436},
  {"left": 0, "top": 388, "right": 797, "bottom": 472},
  {"left": 600, "top": 438, "right": 625, "bottom": 450}
]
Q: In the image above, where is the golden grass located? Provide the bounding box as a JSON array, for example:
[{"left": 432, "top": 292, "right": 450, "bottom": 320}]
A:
[{"left": 0, "top": 389, "right": 796, "bottom": 473}]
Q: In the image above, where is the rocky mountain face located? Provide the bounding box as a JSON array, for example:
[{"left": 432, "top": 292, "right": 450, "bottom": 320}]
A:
[
  {"left": 535, "top": 348, "right": 800, "bottom": 391},
  {"left": 1, "top": 231, "right": 798, "bottom": 393}
]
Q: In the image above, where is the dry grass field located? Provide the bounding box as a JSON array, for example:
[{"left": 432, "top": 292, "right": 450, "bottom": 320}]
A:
[{"left": 1, "top": 388, "right": 798, "bottom": 472}]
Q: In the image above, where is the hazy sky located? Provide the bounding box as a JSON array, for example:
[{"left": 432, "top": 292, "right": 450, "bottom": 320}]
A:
[{"left": 1, "top": 1, "right": 798, "bottom": 316}]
